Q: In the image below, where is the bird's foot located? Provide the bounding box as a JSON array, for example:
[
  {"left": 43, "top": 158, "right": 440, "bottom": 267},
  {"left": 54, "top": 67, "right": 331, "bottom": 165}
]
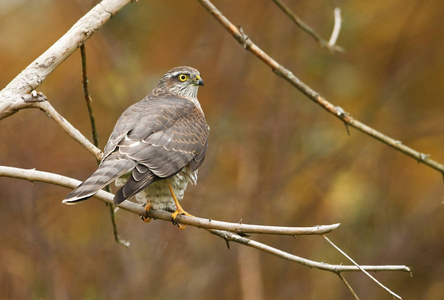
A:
[
  {"left": 141, "top": 203, "right": 152, "bottom": 223},
  {"left": 171, "top": 208, "right": 194, "bottom": 230},
  {"left": 168, "top": 183, "right": 194, "bottom": 229}
]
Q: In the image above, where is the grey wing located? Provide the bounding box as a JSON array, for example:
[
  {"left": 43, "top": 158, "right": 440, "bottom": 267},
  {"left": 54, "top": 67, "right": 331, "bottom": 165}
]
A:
[
  {"left": 113, "top": 98, "right": 209, "bottom": 204},
  {"left": 101, "top": 99, "right": 164, "bottom": 160},
  {"left": 62, "top": 101, "right": 147, "bottom": 204}
]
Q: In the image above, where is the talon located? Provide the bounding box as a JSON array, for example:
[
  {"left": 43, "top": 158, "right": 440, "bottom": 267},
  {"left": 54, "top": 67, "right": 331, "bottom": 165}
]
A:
[
  {"left": 142, "top": 203, "right": 152, "bottom": 223},
  {"left": 142, "top": 217, "right": 152, "bottom": 223},
  {"left": 170, "top": 216, "right": 186, "bottom": 229},
  {"left": 141, "top": 215, "right": 151, "bottom": 223},
  {"left": 170, "top": 206, "right": 193, "bottom": 230}
]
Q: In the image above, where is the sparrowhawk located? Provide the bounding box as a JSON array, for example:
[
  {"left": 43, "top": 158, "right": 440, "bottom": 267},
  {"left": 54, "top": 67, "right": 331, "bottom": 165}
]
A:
[{"left": 63, "top": 66, "right": 209, "bottom": 224}]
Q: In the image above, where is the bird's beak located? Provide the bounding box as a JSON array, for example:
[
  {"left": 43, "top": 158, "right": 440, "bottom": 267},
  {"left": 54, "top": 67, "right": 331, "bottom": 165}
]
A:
[{"left": 194, "top": 74, "right": 204, "bottom": 86}]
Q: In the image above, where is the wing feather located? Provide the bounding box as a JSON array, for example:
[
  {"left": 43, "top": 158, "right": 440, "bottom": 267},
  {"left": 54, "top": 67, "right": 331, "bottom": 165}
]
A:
[{"left": 103, "top": 94, "right": 208, "bottom": 203}]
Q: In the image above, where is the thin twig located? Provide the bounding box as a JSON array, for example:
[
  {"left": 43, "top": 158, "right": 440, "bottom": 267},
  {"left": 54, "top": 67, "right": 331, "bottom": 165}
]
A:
[
  {"left": 108, "top": 203, "right": 130, "bottom": 247},
  {"left": 0, "top": 0, "right": 415, "bottom": 292},
  {"left": 197, "top": 0, "right": 444, "bottom": 176},
  {"left": 0, "top": 165, "right": 411, "bottom": 275},
  {"left": 328, "top": 8, "right": 343, "bottom": 50},
  {"left": 323, "top": 235, "right": 403, "bottom": 300},
  {"left": 80, "top": 44, "right": 129, "bottom": 248},
  {"left": 80, "top": 44, "right": 99, "bottom": 149},
  {"left": 337, "top": 273, "right": 360, "bottom": 300},
  {"left": 272, "top": 0, "right": 343, "bottom": 52}
]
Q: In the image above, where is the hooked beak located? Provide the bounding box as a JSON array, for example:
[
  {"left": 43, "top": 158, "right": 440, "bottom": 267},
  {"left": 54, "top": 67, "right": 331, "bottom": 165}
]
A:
[{"left": 194, "top": 74, "right": 204, "bottom": 86}]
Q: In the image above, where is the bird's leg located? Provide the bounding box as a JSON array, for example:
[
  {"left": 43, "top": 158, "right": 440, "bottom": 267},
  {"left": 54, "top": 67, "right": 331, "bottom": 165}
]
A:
[
  {"left": 141, "top": 203, "right": 152, "bottom": 223},
  {"left": 168, "top": 183, "right": 193, "bottom": 229}
]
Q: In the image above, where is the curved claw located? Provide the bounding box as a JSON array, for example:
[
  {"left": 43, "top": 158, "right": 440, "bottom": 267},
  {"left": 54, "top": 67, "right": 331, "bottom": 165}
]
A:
[
  {"left": 171, "top": 209, "right": 194, "bottom": 230},
  {"left": 142, "top": 203, "right": 152, "bottom": 223}
]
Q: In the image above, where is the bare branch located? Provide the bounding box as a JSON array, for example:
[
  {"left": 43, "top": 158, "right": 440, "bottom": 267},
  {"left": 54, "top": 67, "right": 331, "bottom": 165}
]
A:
[
  {"left": 210, "top": 229, "right": 410, "bottom": 274},
  {"left": 328, "top": 8, "right": 343, "bottom": 49},
  {"left": 0, "top": 165, "right": 411, "bottom": 275},
  {"left": 0, "top": 166, "right": 335, "bottom": 236},
  {"left": 204, "top": 220, "right": 340, "bottom": 236},
  {"left": 80, "top": 44, "right": 100, "bottom": 150},
  {"left": 0, "top": 0, "right": 414, "bottom": 294},
  {"left": 324, "top": 235, "right": 403, "bottom": 299},
  {"left": 272, "top": 0, "right": 343, "bottom": 52},
  {"left": 197, "top": 0, "right": 444, "bottom": 176},
  {"left": 0, "top": 0, "right": 132, "bottom": 120},
  {"left": 28, "top": 100, "right": 102, "bottom": 160},
  {"left": 337, "top": 273, "right": 360, "bottom": 300}
]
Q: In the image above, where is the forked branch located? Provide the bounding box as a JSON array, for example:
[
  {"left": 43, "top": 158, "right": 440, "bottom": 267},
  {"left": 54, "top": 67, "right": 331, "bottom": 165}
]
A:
[
  {"left": 197, "top": 0, "right": 444, "bottom": 176},
  {"left": 0, "top": 1, "right": 416, "bottom": 298},
  {"left": 28, "top": 99, "right": 102, "bottom": 160},
  {"left": 324, "top": 235, "right": 403, "bottom": 300},
  {"left": 272, "top": 0, "right": 344, "bottom": 52},
  {"left": 0, "top": 165, "right": 410, "bottom": 278},
  {"left": 0, "top": 0, "right": 132, "bottom": 120}
]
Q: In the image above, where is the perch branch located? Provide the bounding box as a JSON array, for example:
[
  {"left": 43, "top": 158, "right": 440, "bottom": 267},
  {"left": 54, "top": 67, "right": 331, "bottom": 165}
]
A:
[
  {"left": 0, "top": 0, "right": 132, "bottom": 120},
  {"left": 0, "top": 166, "right": 338, "bottom": 236},
  {"left": 197, "top": 0, "right": 444, "bottom": 176},
  {"left": 272, "top": 0, "right": 343, "bottom": 52},
  {"left": 0, "top": 165, "right": 411, "bottom": 276},
  {"left": 0, "top": 0, "right": 412, "bottom": 295}
]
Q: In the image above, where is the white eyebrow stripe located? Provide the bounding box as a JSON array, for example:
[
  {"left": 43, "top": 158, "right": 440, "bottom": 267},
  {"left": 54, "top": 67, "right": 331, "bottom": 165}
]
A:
[{"left": 171, "top": 71, "right": 186, "bottom": 77}]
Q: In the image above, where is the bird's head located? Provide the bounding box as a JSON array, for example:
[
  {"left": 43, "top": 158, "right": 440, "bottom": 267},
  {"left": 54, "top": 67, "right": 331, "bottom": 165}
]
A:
[{"left": 159, "top": 66, "right": 204, "bottom": 99}]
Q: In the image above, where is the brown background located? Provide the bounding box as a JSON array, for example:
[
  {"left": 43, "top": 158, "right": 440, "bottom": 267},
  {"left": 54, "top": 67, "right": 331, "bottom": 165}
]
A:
[{"left": 1, "top": 0, "right": 443, "bottom": 299}]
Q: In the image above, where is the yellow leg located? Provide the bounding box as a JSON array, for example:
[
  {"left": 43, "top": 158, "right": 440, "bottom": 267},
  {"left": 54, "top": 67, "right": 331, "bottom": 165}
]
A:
[
  {"left": 141, "top": 203, "right": 152, "bottom": 223},
  {"left": 168, "top": 183, "right": 193, "bottom": 229}
]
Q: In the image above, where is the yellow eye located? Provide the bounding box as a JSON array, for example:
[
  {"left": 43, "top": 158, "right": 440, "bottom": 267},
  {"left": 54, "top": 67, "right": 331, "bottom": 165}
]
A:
[{"left": 178, "top": 74, "right": 189, "bottom": 82}]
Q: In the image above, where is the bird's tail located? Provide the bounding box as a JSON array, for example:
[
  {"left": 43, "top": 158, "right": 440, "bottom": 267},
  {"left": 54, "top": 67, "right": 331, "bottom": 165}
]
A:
[{"left": 63, "top": 159, "right": 135, "bottom": 204}]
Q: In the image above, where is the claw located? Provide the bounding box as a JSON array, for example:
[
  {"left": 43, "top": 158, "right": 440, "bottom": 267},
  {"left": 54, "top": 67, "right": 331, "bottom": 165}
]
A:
[
  {"left": 170, "top": 216, "right": 187, "bottom": 230},
  {"left": 142, "top": 203, "right": 152, "bottom": 223}
]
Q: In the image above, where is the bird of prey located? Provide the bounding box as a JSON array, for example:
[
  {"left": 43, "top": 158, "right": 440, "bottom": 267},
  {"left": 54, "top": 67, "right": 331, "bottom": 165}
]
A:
[{"left": 63, "top": 66, "right": 209, "bottom": 225}]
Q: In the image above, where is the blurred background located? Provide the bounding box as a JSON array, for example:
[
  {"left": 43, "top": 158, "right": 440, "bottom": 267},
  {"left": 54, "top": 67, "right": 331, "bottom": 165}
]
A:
[{"left": 1, "top": 0, "right": 443, "bottom": 299}]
